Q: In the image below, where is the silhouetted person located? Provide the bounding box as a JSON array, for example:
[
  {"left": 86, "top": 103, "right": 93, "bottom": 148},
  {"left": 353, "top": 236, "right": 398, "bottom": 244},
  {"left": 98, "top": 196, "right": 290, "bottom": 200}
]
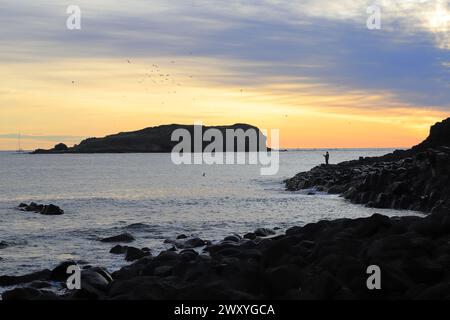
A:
[{"left": 323, "top": 152, "right": 330, "bottom": 165}]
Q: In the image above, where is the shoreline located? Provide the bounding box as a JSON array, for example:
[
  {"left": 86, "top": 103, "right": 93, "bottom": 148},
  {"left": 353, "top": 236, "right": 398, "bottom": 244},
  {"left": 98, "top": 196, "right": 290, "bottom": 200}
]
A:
[
  {"left": 1, "top": 207, "right": 449, "bottom": 300},
  {"left": 1, "top": 118, "right": 449, "bottom": 300}
]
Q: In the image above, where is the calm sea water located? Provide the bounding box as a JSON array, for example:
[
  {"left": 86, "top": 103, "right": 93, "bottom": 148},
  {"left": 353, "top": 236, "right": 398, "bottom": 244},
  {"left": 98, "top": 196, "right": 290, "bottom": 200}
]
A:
[{"left": 0, "top": 150, "right": 422, "bottom": 280}]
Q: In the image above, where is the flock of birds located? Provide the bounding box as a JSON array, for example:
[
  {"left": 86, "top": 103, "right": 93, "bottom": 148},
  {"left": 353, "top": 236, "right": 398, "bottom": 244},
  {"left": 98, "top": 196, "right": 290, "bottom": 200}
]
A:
[{"left": 70, "top": 59, "right": 292, "bottom": 116}]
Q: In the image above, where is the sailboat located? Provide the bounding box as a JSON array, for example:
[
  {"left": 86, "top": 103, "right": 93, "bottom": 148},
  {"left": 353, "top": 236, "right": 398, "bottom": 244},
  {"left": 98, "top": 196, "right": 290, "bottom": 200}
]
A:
[{"left": 17, "top": 132, "right": 24, "bottom": 153}]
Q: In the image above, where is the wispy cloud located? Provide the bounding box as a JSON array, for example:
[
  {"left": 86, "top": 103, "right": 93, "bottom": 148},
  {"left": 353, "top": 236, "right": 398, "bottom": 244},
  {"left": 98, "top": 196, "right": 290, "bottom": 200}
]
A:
[{"left": 0, "top": 0, "right": 448, "bottom": 110}]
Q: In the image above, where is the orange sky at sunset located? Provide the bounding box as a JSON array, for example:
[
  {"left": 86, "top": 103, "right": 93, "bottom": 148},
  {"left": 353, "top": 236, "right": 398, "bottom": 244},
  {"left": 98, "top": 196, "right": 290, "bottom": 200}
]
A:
[
  {"left": 1, "top": 1, "right": 448, "bottom": 150},
  {"left": 0, "top": 58, "right": 447, "bottom": 150}
]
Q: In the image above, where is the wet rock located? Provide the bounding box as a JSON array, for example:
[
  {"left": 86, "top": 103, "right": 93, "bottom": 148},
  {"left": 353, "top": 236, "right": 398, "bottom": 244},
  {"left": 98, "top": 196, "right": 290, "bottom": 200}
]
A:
[
  {"left": 0, "top": 269, "right": 51, "bottom": 286},
  {"left": 18, "top": 202, "right": 64, "bottom": 215},
  {"left": 254, "top": 228, "right": 276, "bottom": 237},
  {"left": 28, "top": 280, "right": 53, "bottom": 289},
  {"left": 0, "top": 241, "right": 7, "bottom": 249},
  {"left": 51, "top": 260, "right": 78, "bottom": 281},
  {"left": 223, "top": 234, "right": 241, "bottom": 243},
  {"left": 100, "top": 233, "right": 135, "bottom": 243},
  {"left": 1, "top": 288, "right": 60, "bottom": 300},
  {"left": 125, "top": 247, "right": 149, "bottom": 262},
  {"left": 243, "top": 232, "right": 256, "bottom": 240},
  {"left": 110, "top": 245, "right": 128, "bottom": 254},
  {"left": 176, "top": 234, "right": 188, "bottom": 239},
  {"left": 79, "top": 267, "right": 113, "bottom": 298},
  {"left": 182, "top": 237, "right": 206, "bottom": 249},
  {"left": 41, "top": 204, "right": 64, "bottom": 215},
  {"left": 155, "top": 250, "right": 180, "bottom": 261}
]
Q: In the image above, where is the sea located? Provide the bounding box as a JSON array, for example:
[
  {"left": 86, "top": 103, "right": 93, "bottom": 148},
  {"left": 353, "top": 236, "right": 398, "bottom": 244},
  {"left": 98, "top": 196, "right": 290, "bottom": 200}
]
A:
[{"left": 0, "top": 150, "right": 422, "bottom": 282}]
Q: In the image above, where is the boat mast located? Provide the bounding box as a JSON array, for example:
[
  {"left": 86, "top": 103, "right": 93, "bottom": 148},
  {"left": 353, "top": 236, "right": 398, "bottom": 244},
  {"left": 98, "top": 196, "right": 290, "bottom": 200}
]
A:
[{"left": 18, "top": 132, "right": 22, "bottom": 153}]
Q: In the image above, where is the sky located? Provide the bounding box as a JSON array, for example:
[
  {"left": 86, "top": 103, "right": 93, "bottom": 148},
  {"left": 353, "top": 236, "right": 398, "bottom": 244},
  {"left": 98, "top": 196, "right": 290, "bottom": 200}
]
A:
[{"left": 0, "top": 0, "right": 449, "bottom": 150}]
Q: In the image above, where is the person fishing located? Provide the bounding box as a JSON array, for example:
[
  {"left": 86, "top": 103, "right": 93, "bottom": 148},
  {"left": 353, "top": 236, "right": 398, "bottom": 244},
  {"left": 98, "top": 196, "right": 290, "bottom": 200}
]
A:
[{"left": 323, "top": 151, "right": 330, "bottom": 165}]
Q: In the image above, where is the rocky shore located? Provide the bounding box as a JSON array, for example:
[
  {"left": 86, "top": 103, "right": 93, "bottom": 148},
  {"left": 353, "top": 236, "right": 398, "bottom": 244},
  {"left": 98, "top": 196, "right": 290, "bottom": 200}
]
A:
[
  {"left": 1, "top": 118, "right": 449, "bottom": 300},
  {"left": 286, "top": 118, "right": 450, "bottom": 213},
  {"left": 1, "top": 208, "right": 449, "bottom": 300}
]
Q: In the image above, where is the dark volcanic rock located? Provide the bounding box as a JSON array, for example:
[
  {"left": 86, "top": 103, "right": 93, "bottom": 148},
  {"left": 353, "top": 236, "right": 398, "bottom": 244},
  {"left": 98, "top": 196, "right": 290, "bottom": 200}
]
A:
[
  {"left": 183, "top": 237, "right": 206, "bottom": 248},
  {"left": 110, "top": 245, "right": 128, "bottom": 254},
  {"left": 41, "top": 204, "right": 64, "bottom": 215},
  {"left": 100, "top": 233, "right": 135, "bottom": 243},
  {"left": 51, "top": 261, "right": 78, "bottom": 281},
  {"left": 125, "top": 247, "right": 150, "bottom": 262},
  {"left": 254, "top": 228, "right": 276, "bottom": 237},
  {"left": 5, "top": 209, "right": 450, "bottom": 300},
  {"left": 18, "top": 203, "right": 64, "bottom": 215},
  {"left": 0, "top": 269, "right": 51, "bottom": 286},
  {"left": 285, "top": 118, "right": 450, "bottom": 213},
  {"left": 79, "top": 267, "right": 113, "bottom": 298},
  {"left": 2, "top": 288, "right": 60, "bottom": 300}
]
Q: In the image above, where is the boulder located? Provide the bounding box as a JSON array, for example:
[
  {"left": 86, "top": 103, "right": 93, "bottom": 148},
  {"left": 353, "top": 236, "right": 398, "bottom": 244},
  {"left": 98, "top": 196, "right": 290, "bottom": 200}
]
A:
[
  {"left": 17, "top": 202, "right": 64, "bottom": 215},
  {"left": 40, "top": 204, "right": 64, "bottom": 215},
  {"left": 1, "top": 288, "right": 60, "bottom": 300},
  {"left": 125, "top": 247, "right": 149, "bottom": 262},
  {"left": 100, "top": 233, "right": 135, "bottom": 243},
  {"left": 182, "top": 237, "right": 206, "bottom": 249},
  {"left": 0, "top": 269, "right": 51, "bottom": 286},
  {"left": 110, "top": 245, "right": 128, "bottom": 254},
  {"left": 254, "top": 228, "right": 276, "bottom": 237},
  {"left": 51, "top": 260, "right": 78, "bottom": 281},
  {"left": 80, "top": 267, "right": 113, "bottom": 298}
]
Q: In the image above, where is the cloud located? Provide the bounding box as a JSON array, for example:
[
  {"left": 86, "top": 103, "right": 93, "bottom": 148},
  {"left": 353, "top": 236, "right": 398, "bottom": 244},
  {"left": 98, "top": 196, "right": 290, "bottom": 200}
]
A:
[{"left": 0, "top": 0, "right": 448, "bottom": 110}]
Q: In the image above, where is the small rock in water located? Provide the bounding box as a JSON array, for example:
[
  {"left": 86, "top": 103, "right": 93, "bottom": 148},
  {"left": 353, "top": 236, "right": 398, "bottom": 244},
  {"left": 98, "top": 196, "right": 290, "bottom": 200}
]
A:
[
  {"left": 40, "top": 204, "right": 64, "bottom": 215},
  {"left": 110, "top": 245, "right": 128, "bottom": 254},
  {"left": 17, "top": 202, "right": 64, "bottom": 215},
  {"left": 0, "top": 241, "right": 8, "bottom": 249},
  {"left": 176, "top": 234, "right": 188, "bottom": 239},
  {"left": 100, "top": 233, "right": 135, "bottom": 243}
]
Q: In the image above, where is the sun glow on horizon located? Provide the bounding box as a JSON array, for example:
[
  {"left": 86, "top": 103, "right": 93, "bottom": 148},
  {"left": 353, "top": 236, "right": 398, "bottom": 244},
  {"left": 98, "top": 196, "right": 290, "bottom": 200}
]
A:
[{"left": 0, "top": 57, "right": 447, "bottom": 150}]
